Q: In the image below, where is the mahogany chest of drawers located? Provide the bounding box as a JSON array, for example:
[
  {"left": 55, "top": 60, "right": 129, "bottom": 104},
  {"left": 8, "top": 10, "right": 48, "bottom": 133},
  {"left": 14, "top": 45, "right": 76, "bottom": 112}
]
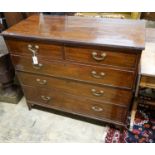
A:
[{"left": 2, "top": 15, "right": 145, "bottom": 128}]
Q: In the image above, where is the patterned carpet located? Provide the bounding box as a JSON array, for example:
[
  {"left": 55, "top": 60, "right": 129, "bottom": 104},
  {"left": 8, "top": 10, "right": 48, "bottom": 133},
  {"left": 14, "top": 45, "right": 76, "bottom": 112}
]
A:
[{"left": 105, "top": 105, "right": 155, "bottom": 143}]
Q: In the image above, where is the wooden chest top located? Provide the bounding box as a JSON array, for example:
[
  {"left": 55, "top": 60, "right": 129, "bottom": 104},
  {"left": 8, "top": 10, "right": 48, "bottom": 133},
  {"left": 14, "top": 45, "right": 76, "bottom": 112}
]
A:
[{"left": 2, "top": 15, "right": 145, "bottom": 50}]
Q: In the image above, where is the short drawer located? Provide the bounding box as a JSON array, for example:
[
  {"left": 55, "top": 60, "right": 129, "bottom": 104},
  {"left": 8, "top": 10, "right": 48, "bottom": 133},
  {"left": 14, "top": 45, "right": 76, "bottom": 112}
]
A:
[
  {"left": 12, "top": 55, "right": 135, "bottom": 89},
  {"left": 23, "top": 85, "right": 127, "bottom": 123},
  {"left": 17, "top": 72, "right": 132, "bottom": 107},
  {"left": 65, "top": 46, "right": 138, "bottom": 69},
  {"left": 5, "top": 39, "right": 63, "bottom": 60}
]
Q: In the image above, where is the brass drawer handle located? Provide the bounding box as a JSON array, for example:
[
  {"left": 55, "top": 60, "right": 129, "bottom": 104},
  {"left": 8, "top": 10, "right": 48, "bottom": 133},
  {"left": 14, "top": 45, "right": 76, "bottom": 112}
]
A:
[
  {"left": 92, "top": 52, "right": 106, "bottom": 61},
  {"left": 91, "top": 106, "right": 103, "bottom": 112},
  {"left": 28, "top": 44, "right": 39, "bottom": 55},
  {"left": 91, "top": 71, "right": 105, "bottom": 79},
  {"left": 33, "top": 63, "right": 43, "bottom": 69},
  {"left": 91, "top": 89, "right": 104, "bottom": 97},
  {"left": 36, "top": 79, "right": 47, "bottom": 85},
  {"left": 41, "top": 95, "right": 51, "bottom": 101}
]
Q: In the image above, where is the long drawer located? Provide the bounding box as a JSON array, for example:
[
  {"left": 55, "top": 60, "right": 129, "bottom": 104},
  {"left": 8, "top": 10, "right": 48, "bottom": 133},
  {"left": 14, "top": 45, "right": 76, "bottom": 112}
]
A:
[
  {"left": 17, "top": 72, "right": 132, "bottom": 107},
  {"left": 5, "top": 39, "right": 63, "bottom": 60},
  {"left": 23, "top": 85, "right": 127, "bottom": 124},
  {"left": 11, "top": 55, "right": 135, "bottom": 89},
  {"left": 65, "top": 46, "right": 138, "bottom": 69}
]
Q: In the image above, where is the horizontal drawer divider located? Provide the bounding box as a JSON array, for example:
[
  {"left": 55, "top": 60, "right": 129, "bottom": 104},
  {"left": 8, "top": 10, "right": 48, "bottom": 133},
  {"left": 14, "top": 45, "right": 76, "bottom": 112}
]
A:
[
  {"left": 11, "top": 53, "right": 135, "bottom": 73},
  {"left": 18, "top": 70, "right": 133, "bottom": 91},
  {"left": 10, "top": 52, "right": 137, "bottom": 71},
  {"left": 22, "top": 84, "right": 130, "bottom": 108},
  {"left": 66, "top": 59, "right": 136, "bottom": 71}
]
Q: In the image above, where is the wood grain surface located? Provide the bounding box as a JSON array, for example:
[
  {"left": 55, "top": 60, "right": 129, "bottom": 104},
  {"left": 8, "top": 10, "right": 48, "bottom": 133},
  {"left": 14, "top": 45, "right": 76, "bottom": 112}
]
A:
[{"left": 2, "top": 15, "right": 145, "bottom": 50}]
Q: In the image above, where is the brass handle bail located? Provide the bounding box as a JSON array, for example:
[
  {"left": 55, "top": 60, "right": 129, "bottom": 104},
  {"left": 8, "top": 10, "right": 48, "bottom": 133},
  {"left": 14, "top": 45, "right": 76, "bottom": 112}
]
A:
[
  {"left": 41, "top": 95, "right": 51, "bottom": 101},
  {"left": 91, "top": 106, "right": 103, "bottom": 112},
  {"left": 92, "top": 51, "right": 106, "bottom": 61},
  {"left": 91, "top": 71, "right": 105, "bottom": 79},
  {"left": 28, "top": 44, "right": 39, "bottom": 55},
  {"left": 91, "top": 89, "right": 104, "bottom": 97},
  {"left": 36, "top": 79, "right": 47, "bottom": 85}
]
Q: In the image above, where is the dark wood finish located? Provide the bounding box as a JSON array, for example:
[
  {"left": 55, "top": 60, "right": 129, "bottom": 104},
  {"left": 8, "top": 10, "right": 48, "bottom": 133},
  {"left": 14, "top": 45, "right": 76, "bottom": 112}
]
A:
[
  {"left": 5, "top": 39, "right": 63, "bottom": 60},
  {"left": 11, "top": 55, "right": 135, "bottom": 89},
  {"left": 0, "top": 13, "right": 7, "bottom": 31},
  {"left": 3, "top": 12, "right": 37, "bottom": 28},
  {"left": 0, "top": 53, "right": 23, "bottom": 103},
  {"left": 141, "top": 12, "right": 155, "bottom": 21},
  {"left": 3, "top": 15, "right": 145, "bottom": 50},
  {"left": 17, "top": 72, "right": 132, "bottom": 107},
  {"left": 2, "top": 15, "right": 145, "bottom": 128},
  {"left": 3, "top": 13, "right": 25, "bottom": 28},
  {"left": 65, "top": 46, "right": 138, "bottom": 70},
  {"left": 0, "top": 24, "right": 2, "bottom": 31},
  {"left": 0, "top": 54, "right": 14, "bottom": 87},
  {"left": 23, "top": 85, "right": 127, "bottom": 124}
]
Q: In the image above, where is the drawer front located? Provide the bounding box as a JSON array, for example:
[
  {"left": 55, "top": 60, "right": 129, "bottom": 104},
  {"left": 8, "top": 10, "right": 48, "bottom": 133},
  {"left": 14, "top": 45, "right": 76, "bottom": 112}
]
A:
[
  {"left": 12, "top": 55, "right": 135, "bottom": 89},
  {"left": 17, "top": 72, "right": 132, "bottom": 106},
  {"left": 6, "top": 39, "right": 63, "bottom": 60},
  {"left": 140, "top": 75, "right": 155, "bottom": 89},
  {"left": 65, "top": 46, "right": 138, "bottom": 69},
  {"left": 23, "top": 85, "right": 127, "bottom": 123}
]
